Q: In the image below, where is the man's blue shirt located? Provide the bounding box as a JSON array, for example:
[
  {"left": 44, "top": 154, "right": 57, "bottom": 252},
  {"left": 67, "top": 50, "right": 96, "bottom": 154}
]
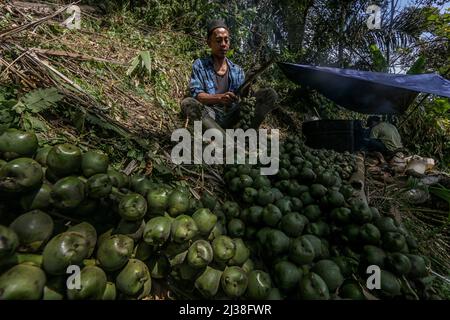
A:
[{"left": 189, "top": 56, "right": 245, "bottom": 98}]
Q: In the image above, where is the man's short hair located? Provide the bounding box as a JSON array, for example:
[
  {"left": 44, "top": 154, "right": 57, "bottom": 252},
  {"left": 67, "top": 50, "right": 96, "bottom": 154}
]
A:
[
  {"left": 207, "top": 19, "right": 229, "bottom": 39},
  {"left": 367, "top": 115, "right": 381, "bottom": 127}
]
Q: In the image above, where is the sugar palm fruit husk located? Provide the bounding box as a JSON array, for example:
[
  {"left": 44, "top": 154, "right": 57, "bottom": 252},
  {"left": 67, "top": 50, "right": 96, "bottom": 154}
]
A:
[
  {"left": 310, "top": 184, "right": 328, "bottom": 199},
  {"left": 361, "top": 245, "right": 386, "bottom": 268},
  {"left": 86, "top": 173, "right": 112, "bottom": 199},
  {"left": 264, "top": 229, "right": 290, "bottom": 257},
  {"left": 0, "top": 225, "right": 19, "bottom": 258},
  {"left": 143, "top": 216, "right": 172, "bottom": 247},
  {"left": 223, "top": 200, "right": 240, "bottom": 219},
  {"left": 256, "top": 187, "right": 275, "bottom": 206},
  {"left": 167, "top": 187, "right": 191, "bottom": 217},
  {"left": 97, "top": 234, "right": 134, "bottom": 272},
  {"left": 146, "top": 185, "right": 172, "bottom": 215},
  {"left": 0, "top": 128, "right": 38, "bottom": 160},
  {"left": 324, "top": 190, "right": 345, "bottom": 209},
  {"left": 246, "top": 270, "right": 272, "bottom": 300},
  {"left": 67, "top": 222, "right": 97, "bottom": 257},
  {"left": 51, "top": 176, "right": 86, "bottom": 210},
  {"left": 280, "top": 212, "right": 308, "bottom": 237},
  {"left": 262, "top": 204, "right": 282, "bottom": 227},
  {"left": 187, "top": 240, "right": 213, "bottom": 268},
  {"left": 195, "top": 266, "right": 223, "bottom": 298},
  {"left": 300, "top": 191, "right": 315, "bottom": 206},
  {"left": 359, "top": 223, "right": 381, "bottom": 245},
  {"left": 301, "top": 234, "right": 323, "bottom": 259},
  {"left": 107, "top": 167, "right": 128, "bottom": 189},
  {"left": 67, "top": 265, "right": 107, "bottom": 300},
  {"left": 374, "top": 217, "right": 398, "bottom": 233},
  {"left": 228, "top": 218, "right": 245, "bottom": 238},
  {"left": 303, "top": 204, "right": 321, "bottom": 222},
  {"left": 350, "top": 200, "right": 373, "bottom": 224},
  {"left": 228, "top": 238, "right": 250, "bottom": 266},
  {"left": 170, "top": 215, "right": 198, "bottom": 244},
  {"left": 114, "top": 219, "right": 145, "bottom": 242},
  {"left": 331, "top": 256, "right": 358, "bottom": 278},
  {"left": 10, "top": 210, "right": 54, "bottom": 253},
  {"left": 273, "top": 261, "right": 302, "bottom": 292},
  {"left": 266, "top": 287, "right": 284, "bottom": 300},
  {"left": 382, "top": 232, "right": 407, "bottom": 252},
  {"left": 35, "top": 146, "right": 52, "bottom": 167},
  {"left": 118, "top": 193, "right": 147, "bottom": 221},
  {"left": 212, "top": 235, "right": 236, "bottom": 263},
  {"left": 305, "top": 221, "right": 330, "bottom": 238},
  {"left": 0, "top": 264, "right": 46, "bottom": 300},
  {"left": 339, "top": 280, "right": 365, "bottom": 300},
  {"left": 200, "top": 192, "right": 217, "bottom": 210},
  {"left": 406, "top": 254, "right": 428, "bottom": 278},
  {"left": 101, "top": 282, "right": 117, "bottom": 300},
  {"left": 298, "top": 272, "right": 330, "bottom": 300},
  {"left": 248, "top": 205, "right": 263, "bottom": 225},
  {"left": 81, "top": 150, "right": 109, "bottom": 178},
  {"left": 330, "top": 207, "right": 351, "bottom": 225},
  {"left": 116, "top": 259, "right": 152, "bottom": 299},
  {"left": 147, "top": 253, "right": 171, "bottom": 279},
  {"left": 380, "top": 270, "right": 401, "bottom": 297},
  {"left": 241, "top": 258, "right": 255, "bottom": 274},
  {"left": 289, "top": 236, "right": 315, "bottom": 265},
  {"left": 317, "top": 170, "right": 337, "bottom": 188},
  {"left": 192, "top": 208, "right": 217, "bottom": 235},
  {"left": 46, "top": 144, "right": 82, "bottom": 177},
  {"left": 20, "top": 182, "right": 52, "bottom": 210},
  {"left": 129, "top": 174, "right": 145, "bottom": 192},
  {"left": 207, "top": 222, "right": 225, "bottom": 241},
  {"left": 221, "top": 266, "right": 248, "bottom": 298},
  {"left": 42, "top": 231, "right": 90, "bottom": 275},
  {"left": 0, "top": 158, "right": 43, "bottom": 192},
  {"left": 311, "top": 260, "right": 344, "bottom": 293},
  {"left": 43, "top": 275, "right": 66, "bottom": 300},
  {"left": 385, "top": 253, "right": 412, "bottom": 276}
]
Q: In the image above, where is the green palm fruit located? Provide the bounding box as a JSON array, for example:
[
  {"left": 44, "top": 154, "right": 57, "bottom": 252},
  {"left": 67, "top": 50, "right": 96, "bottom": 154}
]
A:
[
  {"left": 311, "top": 260, "right": 344, "bottom": 292},
  {"left": 10, "top": 210, "right": 54, "bottom": 252},
  {"left": 212, "top": 235, "right": 236, "bottom": 263},
  {"left": 101, "top": 282, "right": 117, "bottom": 300},
  {"left": 0, "top": 128, "right": 38, "bottom": 160},
  {"left": 116, "top": 259, "right": 151, "bottom": 299},
  {"left": 298, "top": 272, "right": 330, "bottom": 300},
  {"left": 167, "top": 188, "right": 191, "bottom": 217},
  {"left": 81, "top": 150, "right": 109, "bottom": 177},
  {"left": 273, "top": 261, "right": 301, "bottom": 292},
  {"left": 187, "top": 240, "right": 213, "bottom": 268},
  {"left": 221, "top": 266, "right": 248, "bottom": 298},
  {"left": 67, "top": 265, "right": 107, "bottom": 300},
  {"left": 0, "top": 158, "right": 43, "bottom": 192},
  {"left": 114, "top": 219, "right": 145, "bottom": 242},
  {"left": 51, "top": 176, "right": 86, "bottom": 210},
  {"left": 195, "top": 266, "right": 223, "bottom": 298},
  {"left": 118, "top": 193, "right": 147, "bottom": 221},
  {"left": 0, "top": 264, "right": 46, "bottom": 299},
  {"left": 97, "top": 234, "right": 134, "bottom": 272},
  {"left": 228, "top": 238, "right": 250, "bottom": 266},
  {"left": 42, "top": 231, "right": 90, "bottom": 275},
  {"left": 86, "top": 173, "right": 112, "bottom": 198},
  {"left": 228, "top": 218, "right": 245, "bottom": 238},
  {"left": 34, "top": 146, "right": 52, "bottom": 167},
  {"left": 143, "top": 216, "right": 172, "bottom": 247},
  {"left": 20, "top": 182, "right": 52, "bottom": 210},
  {"left": 289, "top": 236, "right": 315, "bottom": 265},
  {"left": 46, "top": 144, "right": 82, "bottom": 177},
  {"left": 170, "top": 215, "right": 198, "bottom": 243},
  {"left": 246, "top": 270, "right": 272, "bottom": 300},
  {"left": 67, "top": 222, "right": 97, "bottom": 257},
  {"left": 146, "top": 186, "right": 171, "bottom": 215},
  {"left": 192, "top": 208, "right": 217, "bottom": 235},
  {"left": 0, "top": 225, "right": 19, "bottom": 258}
]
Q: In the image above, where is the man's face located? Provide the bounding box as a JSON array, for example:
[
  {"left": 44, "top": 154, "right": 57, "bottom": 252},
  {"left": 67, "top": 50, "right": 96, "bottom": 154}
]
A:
[{"left": 208, "top": 28, "right": 230, "bottom": 59}]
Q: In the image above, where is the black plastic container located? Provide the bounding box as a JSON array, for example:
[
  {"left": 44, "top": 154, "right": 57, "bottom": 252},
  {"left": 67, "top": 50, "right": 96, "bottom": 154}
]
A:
[{"left": 302, "top": 120, "right": 365, "bottom": 152}]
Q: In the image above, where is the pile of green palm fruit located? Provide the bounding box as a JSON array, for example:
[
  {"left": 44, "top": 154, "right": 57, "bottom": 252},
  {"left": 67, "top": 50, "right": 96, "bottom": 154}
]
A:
[
  {"left": 0, "top": 129, "right": 441, "bottom": 300},
  {"left": 222, "top": 134, "right": 440, "bottom": 300},
  {"left": 0, "top": 128, "right": 259, "bottom": 300}
]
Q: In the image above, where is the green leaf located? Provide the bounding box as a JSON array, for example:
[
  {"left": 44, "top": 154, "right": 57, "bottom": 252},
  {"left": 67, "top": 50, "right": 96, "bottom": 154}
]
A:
[
  {"left": 140, "top": 51, "right": 152, "bottom": 76},
  {"left": 21, "top": 87, "right": 63, "bottom": 113},
  {"left": 126, "top": 56, "right": 140, "bottom": 76}
]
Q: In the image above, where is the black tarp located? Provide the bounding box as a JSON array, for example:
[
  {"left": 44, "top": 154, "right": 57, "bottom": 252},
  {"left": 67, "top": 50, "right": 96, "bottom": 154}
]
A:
[{"left": 278, "top": 62, "right": 450, "bottom": 114}]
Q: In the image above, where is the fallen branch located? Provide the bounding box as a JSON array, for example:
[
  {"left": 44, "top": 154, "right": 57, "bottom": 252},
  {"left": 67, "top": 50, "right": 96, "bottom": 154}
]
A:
[
  {"left": 31, "top": 48, "right": 127, "bottom": 66},
  {"left": 0, "top": 2, "right": 78, "bottom": 39}
]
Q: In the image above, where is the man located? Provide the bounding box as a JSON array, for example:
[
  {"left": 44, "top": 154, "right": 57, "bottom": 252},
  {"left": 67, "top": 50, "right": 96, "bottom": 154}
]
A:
[
  {"left": 364, "top": 116, "right": 404, "bottom": 156},
  {"left": 181, "top": 19, "right": 277, "bottom": 129}
]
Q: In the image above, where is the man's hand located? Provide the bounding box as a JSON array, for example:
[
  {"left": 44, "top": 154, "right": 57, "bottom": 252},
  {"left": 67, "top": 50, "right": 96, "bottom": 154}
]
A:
[
  {"left": 218, "top": 92, "right": 238, "bottom": 106},
  {"left": 197, "top": 91, "right": 238, "bottom": 107}
]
